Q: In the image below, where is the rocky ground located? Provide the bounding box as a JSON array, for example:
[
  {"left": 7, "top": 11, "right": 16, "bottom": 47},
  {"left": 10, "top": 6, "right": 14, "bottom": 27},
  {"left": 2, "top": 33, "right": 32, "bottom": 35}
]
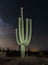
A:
[{"left": 0, "top": 56, "right": 48, "bottom": 65}]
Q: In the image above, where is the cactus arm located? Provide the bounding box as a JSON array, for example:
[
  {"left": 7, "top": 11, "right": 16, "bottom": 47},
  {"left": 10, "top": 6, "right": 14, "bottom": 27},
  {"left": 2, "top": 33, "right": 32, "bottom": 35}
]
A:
[
  {"left": 18, "top": 17, "right": 22, "bottom": 44},
  {"left": 24, "top": 18, "right": 28, "bottom": 44},
  {"left": 21, "top": 7, "right": 24, "bottom": 41},
  {"left": 26, "top": 19, "right": 32, "bottom": 46},
  {"left": 21, "top": 7, "right": 23, "bottom": 21},
  {"left": 15, "top": 29, "right": 20, "bottom": 45}
]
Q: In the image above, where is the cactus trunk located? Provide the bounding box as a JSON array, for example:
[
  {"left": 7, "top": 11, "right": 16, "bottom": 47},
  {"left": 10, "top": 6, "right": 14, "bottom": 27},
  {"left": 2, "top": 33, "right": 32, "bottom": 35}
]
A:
[{"left": 21, "top": 45, "right": 25, "bottom": 58}]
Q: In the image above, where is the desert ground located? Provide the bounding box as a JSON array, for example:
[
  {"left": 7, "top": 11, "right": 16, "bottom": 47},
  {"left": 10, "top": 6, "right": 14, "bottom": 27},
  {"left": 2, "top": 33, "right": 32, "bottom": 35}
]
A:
[
  {"left": 0, "top": 51, "right": 48, "bottom": 65},
  {"left": 0, "top": 56, "right": 48, "bottom": 65}
]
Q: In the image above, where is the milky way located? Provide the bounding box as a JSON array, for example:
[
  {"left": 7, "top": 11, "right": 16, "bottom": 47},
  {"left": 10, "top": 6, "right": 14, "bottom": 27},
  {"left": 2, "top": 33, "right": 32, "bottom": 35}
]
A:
[{"left": 0, "top": 18, "right": 19, "bottom": 50}]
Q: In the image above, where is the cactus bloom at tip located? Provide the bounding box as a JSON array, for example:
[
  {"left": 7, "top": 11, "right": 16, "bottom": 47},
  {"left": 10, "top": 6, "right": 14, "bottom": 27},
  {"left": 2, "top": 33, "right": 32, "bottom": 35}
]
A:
[{"left": 15, "top": 7, "right": 32, "bottom": 58}]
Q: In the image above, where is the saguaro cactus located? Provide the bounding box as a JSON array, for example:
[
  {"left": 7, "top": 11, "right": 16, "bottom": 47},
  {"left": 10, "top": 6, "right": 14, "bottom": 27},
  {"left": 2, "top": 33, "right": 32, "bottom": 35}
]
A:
[{"left": 15, "top": 7, "right": 32, "bottom": 58}]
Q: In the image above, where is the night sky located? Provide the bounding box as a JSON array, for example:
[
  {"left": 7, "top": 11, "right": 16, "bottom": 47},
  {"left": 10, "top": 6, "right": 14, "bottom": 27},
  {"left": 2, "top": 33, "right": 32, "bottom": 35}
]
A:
[{"left": 0, "top": 0, "right": 48, "bottom": 51}]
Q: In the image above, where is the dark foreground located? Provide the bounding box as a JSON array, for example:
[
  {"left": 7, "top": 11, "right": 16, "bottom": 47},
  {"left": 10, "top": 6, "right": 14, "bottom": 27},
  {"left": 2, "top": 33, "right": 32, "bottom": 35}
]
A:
[{"left": 0, "top": 56, "right": 48, "bottom": 65}]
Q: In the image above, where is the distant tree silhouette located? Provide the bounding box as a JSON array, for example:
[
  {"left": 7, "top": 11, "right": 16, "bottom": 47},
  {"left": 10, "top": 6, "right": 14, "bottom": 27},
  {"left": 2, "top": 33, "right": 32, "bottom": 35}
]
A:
[
  {"left": 28, "top": 46, "right": 30, "bottom": 52},
  {"left": 28, "top": 46, "right": 30, "bottom": 56},
  {"left": 19, "top": 46, "right": 20, "bottom": 52},
  {"left": 6, "top": 48, "right": 10, "bottom": 52},
  {"left": 2, "top": 48, "right": 5, "bottom": 53},
  {"left": 0, "top": 47, "right": 1, "bottom": 52},
  {"left": 39, "top": 51, "right": 43, "bottom": 58}
]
